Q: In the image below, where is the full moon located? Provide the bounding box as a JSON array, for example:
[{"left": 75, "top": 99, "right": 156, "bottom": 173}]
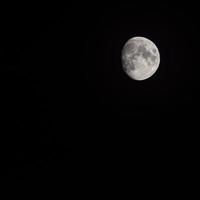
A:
[{"left": 121, "top": 36, "right": 160, "bottom": 81}]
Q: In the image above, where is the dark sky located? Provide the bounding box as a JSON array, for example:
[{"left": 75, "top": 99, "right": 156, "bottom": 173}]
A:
[
  {"left": 2, "top": 2, "right": 199, "bottom": 182},
  {"left": 80, "top": 3, "right": 199, "bottom": 130}
]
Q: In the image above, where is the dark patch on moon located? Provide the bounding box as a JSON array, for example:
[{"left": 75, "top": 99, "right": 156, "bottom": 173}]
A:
[
  {"left": 124, "top": 42, "right": 136, "bottom": 54},
  {"left": 122, "top": 55, "right": 135, "bottom": 72},
  {"left": 152, "top": 48, "right": 157, "bottom": 54},
  {"left": 150, "top": 54, "right": 157, "bottom": 62},
  {"left": 128, "top": 60, "right": 135, "bottom": 70},
  {"left": 137, "top": 44, "right": 157, "bottom": 62},
  {"left": 132, "top": 52, "right": 140, "bottom": 59}
]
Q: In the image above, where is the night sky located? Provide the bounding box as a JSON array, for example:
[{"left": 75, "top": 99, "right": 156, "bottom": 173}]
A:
[
  {"left": 2, "top": 2, "right": 199, "bottom": 182},
  {"left": 80, "top": 3, "right": 199, "bottom": 135}
]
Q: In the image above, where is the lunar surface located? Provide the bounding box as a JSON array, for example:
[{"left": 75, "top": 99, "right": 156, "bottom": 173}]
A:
[{"left": 121, "top": 36, "right": 160, "bottom": 81}]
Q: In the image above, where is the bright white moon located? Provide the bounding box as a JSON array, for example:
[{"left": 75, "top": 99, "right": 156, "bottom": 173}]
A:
[{"left": 121, "top": 36, "right": 160, "bottom": 81}]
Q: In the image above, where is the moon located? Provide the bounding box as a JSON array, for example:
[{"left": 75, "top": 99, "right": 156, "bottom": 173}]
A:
[{"left": 121, "top": 36, "right": 160, "bottom": 81}]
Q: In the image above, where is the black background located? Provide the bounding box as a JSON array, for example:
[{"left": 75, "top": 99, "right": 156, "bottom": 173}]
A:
[{"left": 1, "top": 2, "right": 199, "bottom": 183}]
